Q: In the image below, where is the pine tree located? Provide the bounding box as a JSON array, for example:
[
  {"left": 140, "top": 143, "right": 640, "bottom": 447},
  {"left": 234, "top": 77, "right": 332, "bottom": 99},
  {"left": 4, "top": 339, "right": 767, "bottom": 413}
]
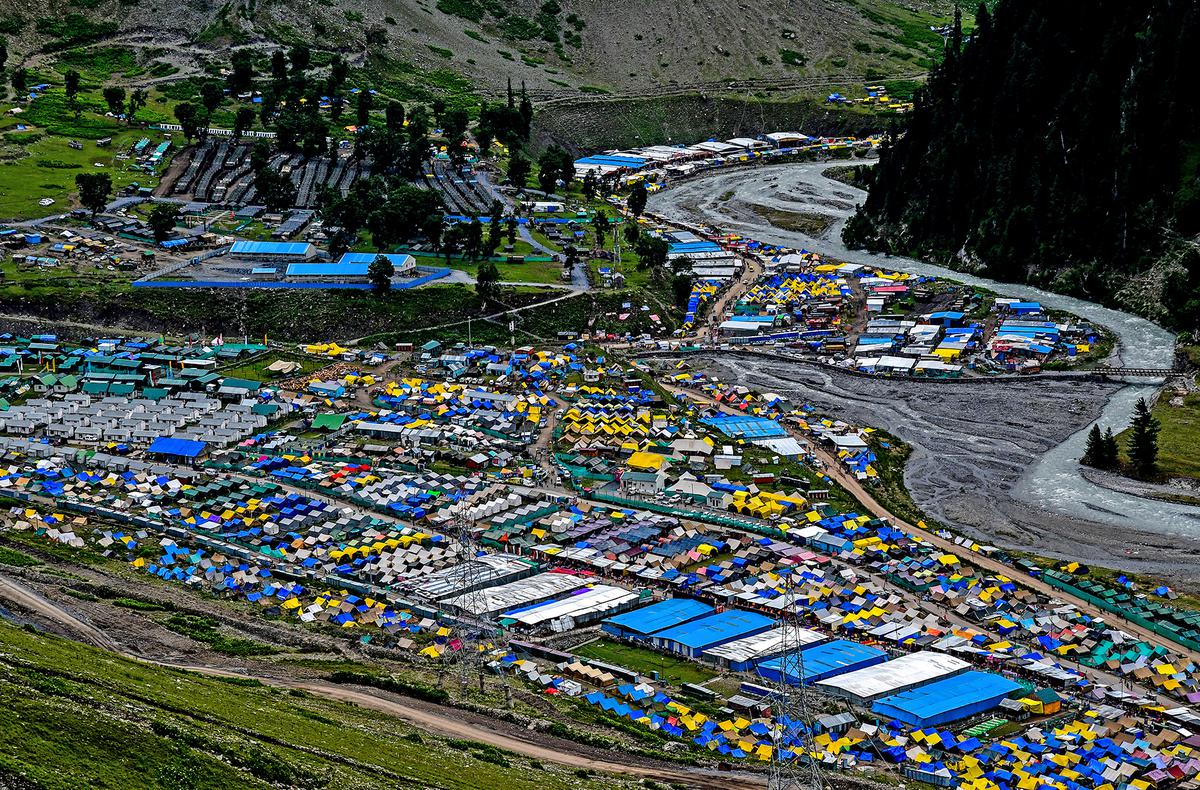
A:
[
  {"left": 1127, "top": 398, "right": 1160, "bottom": 479},
  {"left": 1102, "top": 428, "right": 1119, "bottom": 470},
  {"left": 1081, "top": 424, "right": 1105, "bottom": 467},
  {"left": 846, "top": 1, "right": 1200, "bottom": 330},
  {"left": 1084, "top": 425, "right": 1099, "bottom": 468}
]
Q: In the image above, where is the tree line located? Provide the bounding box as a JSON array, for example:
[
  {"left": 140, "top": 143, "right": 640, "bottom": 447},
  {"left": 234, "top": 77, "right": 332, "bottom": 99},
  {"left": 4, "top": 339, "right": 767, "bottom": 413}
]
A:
[
  {"left": 844, "top": 1, "right": 1200, "bottom": 330},
  {"left": 1081, "top": 397, "right": 1160, "bottom": 481}
]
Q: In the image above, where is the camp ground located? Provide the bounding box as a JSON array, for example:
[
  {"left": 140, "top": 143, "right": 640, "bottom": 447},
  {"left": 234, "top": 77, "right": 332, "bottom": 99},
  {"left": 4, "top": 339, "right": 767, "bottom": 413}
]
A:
[
  {"left": 678, "top": 239, "right": 1106, "bottom": 376},
  {"left": 573, "top": 132, "right": 881, "bottom": 184},
  {"left": 1, "top": 329, "right": 1199, "bottom": 789}
]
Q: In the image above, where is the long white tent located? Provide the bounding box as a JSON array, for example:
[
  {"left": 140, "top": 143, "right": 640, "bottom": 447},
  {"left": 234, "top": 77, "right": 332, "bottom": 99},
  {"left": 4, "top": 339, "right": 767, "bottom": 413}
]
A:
[{"left": 816, "top": 651, "right": 971, "bottom": 704}]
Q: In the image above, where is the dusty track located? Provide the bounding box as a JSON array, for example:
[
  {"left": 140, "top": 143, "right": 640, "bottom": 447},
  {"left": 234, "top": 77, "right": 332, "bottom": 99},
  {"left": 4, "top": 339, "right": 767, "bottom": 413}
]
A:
[
  {"left": 663, "top": 381, "right": 1200, "bottom": 664},
  {"left": 0, "top": 571, "right": 762, "bottom": 789}
]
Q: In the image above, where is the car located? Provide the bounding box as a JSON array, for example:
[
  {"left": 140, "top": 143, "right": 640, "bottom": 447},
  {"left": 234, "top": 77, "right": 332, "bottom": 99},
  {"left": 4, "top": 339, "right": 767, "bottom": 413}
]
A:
[{"left": 38, "top": 198, "right": 55, "bottom": 207}]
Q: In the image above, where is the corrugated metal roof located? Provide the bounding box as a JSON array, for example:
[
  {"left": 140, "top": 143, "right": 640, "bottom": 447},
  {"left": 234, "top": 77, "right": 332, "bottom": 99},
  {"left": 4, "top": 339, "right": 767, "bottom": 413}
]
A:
[
  {"left": 286, "top": 262, "right": 370, "bottom": 277},
  {"left": 603, "top": 598, "right": 713, "bottom": 636},
  {"left": 230, "top": 240, "right": 313, "bottom": 256},
  {"left": 336, "top": 252, "right": 415, "bottom": 267},
  {"left": 652, "top": 609, "right": 774, "bottom": 651}
]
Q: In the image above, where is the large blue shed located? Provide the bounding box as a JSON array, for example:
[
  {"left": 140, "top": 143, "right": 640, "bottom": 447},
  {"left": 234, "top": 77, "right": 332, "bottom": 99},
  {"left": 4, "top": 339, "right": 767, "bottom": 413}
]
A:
[
  {"left": 600, "top": 598, "right": 713, "bottom": 640},
  {"left": 871, "top": 671, "right": 1021, "bottom": 728},
  {"left": 647, "top": 609, "right": 775, "bottom": 659},
  {"left": 756, "top": 639, "right": 887, "bottom": 685}
]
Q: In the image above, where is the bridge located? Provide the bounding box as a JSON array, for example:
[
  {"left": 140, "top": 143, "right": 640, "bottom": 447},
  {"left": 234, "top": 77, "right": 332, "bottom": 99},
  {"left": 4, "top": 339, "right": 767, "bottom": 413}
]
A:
[{"left": 1090, "top": 367, "right": 1187, "bottom": 378}]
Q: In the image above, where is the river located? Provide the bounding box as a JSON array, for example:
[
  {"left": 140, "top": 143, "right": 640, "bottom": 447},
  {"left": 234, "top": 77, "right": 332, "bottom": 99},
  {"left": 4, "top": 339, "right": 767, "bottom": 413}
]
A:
[{"left": 648, "top": 161, "right": 1200, "bottom": 579}]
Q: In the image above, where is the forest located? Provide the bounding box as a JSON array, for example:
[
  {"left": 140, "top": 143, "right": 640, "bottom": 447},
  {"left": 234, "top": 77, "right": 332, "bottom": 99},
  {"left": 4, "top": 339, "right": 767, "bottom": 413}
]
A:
[{"left": 843, "top": 1, "right": 1200, "bottom": 330}]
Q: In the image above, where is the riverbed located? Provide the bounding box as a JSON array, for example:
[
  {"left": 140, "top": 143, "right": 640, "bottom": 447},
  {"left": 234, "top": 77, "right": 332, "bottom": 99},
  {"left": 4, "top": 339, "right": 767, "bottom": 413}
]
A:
[{"left": 648, "top": 162, "right": 1200, "bottom": 583}]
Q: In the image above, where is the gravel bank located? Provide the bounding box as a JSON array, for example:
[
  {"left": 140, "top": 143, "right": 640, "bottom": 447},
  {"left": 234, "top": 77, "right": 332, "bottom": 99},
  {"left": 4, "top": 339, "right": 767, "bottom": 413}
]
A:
[{"left": 650, "top": 163, "right": 1200, "bottom": 584}]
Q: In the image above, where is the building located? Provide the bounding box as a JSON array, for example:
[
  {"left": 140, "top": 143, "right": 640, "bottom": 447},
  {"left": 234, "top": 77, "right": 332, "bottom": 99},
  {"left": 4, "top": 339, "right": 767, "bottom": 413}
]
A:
[
  {"left": 601, "top": 598, "right": 713, "bottom": 640},
  {"left": 286, "top": 262, "right": 369, "bottom": 283},
  {"left": 228, "top": 240, "right": 317, "bottom": 262},
  {"left": 764, "top": 132, "right": 812, "bottom": 148},
  {"left": 756, "top": 639, "right": 888, "bottom": 686},
  {"left": 647, "top": 609, "right": 776, "bottom": 659},
  {"left": 871, "top": 671, "right": 1021, "bottom": 728},
  {"left": 146, "top": 436, "right": 209, "bottom": 464},
  {"left": 335, "top": 251, "right": 417, "bottom": 275},
  {"left": 703, "top": 625, "right": 829, "bottom": 671},
  {"left": 816, "top": 651, "right": 972, "bottom": 705}
]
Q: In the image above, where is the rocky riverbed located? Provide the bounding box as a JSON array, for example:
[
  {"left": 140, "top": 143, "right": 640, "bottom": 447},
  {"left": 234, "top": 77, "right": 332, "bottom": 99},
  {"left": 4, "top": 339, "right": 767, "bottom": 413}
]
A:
[{"left": 650, "top": 163, "right": 1200, "bottom": 585}]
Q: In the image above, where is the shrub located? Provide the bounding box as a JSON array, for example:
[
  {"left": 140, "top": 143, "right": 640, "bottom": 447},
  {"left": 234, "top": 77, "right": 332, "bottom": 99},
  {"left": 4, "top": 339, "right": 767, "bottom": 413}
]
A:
[{"left": 327, "top": 671, "right": 450, "bottom": 704}]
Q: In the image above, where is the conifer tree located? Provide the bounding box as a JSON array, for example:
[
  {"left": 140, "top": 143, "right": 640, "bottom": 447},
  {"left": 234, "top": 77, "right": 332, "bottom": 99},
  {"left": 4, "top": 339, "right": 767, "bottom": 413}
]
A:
[{"left": 1127, "top": 398, "right": 1160, "bottom": 480}]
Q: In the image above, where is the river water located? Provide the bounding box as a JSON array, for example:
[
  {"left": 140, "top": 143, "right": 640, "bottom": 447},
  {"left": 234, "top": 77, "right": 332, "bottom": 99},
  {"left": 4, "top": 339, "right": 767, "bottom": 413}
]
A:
[{"left": 648, "top": 161, "right": 1200, "bottom": 573}]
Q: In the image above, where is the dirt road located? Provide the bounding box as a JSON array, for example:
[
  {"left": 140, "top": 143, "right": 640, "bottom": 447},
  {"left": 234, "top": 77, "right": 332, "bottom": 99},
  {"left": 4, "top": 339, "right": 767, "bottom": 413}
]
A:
[
  {"left": 0, "top": 573, "right": 122, "bottom": 652},
  {"left": 0, "top": 570, "right": 762, "bottom": 789},
  {"left": 663, "top": 381, "right": 1200, "bottom": 665}
]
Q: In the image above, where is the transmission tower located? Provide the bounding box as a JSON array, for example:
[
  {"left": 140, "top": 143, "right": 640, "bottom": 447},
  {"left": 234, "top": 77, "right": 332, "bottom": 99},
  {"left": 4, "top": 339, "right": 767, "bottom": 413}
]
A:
[
  {"left": 767, "top": 570, "right": 826, "bottom": 790},
  {"left": 447, "top": 513, "right": 511, "bottom": 703}
]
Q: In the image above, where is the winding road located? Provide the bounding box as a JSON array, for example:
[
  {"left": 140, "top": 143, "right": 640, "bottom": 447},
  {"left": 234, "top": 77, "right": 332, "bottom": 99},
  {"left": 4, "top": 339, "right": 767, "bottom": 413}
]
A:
[{"left": 0, "top": 570, "right": 760, "bottom": 789}]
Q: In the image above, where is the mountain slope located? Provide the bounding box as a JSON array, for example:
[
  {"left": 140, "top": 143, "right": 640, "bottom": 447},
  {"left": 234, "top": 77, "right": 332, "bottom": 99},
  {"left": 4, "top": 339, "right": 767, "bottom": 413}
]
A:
[
  {"left": 844, "top": 1, "right": 1200, "bottom": 329},
  {"left": 1, "top": 0, "right": 958, "bottom": 99}
]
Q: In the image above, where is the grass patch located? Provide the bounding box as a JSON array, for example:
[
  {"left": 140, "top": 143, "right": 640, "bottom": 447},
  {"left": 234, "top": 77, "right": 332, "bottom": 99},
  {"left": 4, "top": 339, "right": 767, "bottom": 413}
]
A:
[
  {"left": 0, "top": 128, "right": 157, "bottom": 220},
  {"left": 0, "top": 546, "right": 42, "bottom": 567},
  {"left": 0, "top": 619, "right": 616, "bottom": 789},
  {"left": 35, "top": 14, "right": 117, "bottom": 50},
  {"left": 1114, "top": 392, "right": 1200, "bottom": 480},
  {"left": 218, "top": 352, "right": 325, "bottom": 383},
  {"left": 863, "top": 431, "right": 942, "bottom": 530},
  {"left": 113, "top": 597, "right": 171, "bottom": 612},
  {"left": 160, "top": 613, "right": 279, "bottom": 656},
  {"left": 55, "top": 46, "right": 142, "bottom": 83},
  {"left": 780, "top": 48, "right": 807, "bottom": 67},
  {"left": 750, "top": 204, "right": 835, "bottom": 236},
  {"left": 574, "top": 638, "right": 717, "bottom": 686},
  {"left": 327, "top": 670, "right": 451, "bottom": 704}
]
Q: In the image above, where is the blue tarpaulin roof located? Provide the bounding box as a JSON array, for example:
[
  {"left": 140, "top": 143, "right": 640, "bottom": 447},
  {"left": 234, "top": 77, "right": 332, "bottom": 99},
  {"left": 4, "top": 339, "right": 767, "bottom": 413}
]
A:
[
  {"left": 230, "top": 240, "right": 312, "bottom": 256},
  {"left": 147, "top": 437, "right": 208, "bottom": 458},
  {"left": 286, "top": 262, "right": 369, "bottom": 277},
  {"left": 602, "top": 598, "right": 713, "bottom": 636},
  {"left": 871, "top": 671, "right": 1021, "bottom": 728},
  {"left": 336, "top": 252, "right": 414, "bottom": 267},
  {"left": 758, "top": 640, "right": 887, "bottom": 685},
  {"left": 652, "top": 609, "right": 775, "bottom": 652}
]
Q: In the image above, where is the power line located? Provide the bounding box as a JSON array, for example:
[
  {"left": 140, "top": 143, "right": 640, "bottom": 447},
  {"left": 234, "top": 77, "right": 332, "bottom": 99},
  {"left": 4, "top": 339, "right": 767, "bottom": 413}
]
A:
[
  {"left": 768, "top": 570, "right": 826, "bottom": 790},
  {"left": 443, "top": 513, "right": 510, "bottom": 702}
]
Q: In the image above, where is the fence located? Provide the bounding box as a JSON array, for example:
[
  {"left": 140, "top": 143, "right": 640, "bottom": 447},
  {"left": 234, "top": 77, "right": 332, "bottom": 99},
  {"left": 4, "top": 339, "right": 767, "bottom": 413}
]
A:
[
  {"left": 133, "top": 280, "right": 374, "bottom": 289},
  {"left": 586, "top": 490, "right": 786, "bottom": 538},
  {"left": 132, "top": 267, "right": 450, "bottom": 290},
  {"left": 1042, "top": 571, "right": 1200, "bottom": 655}
]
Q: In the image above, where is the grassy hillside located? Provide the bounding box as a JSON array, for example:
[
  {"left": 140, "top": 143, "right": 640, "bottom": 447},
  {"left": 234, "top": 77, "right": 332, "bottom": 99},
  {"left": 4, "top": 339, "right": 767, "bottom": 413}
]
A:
[
  {"left": 0, "top": 619, "right": 635, "bottom": 790},
  {"left": 0, "top": 0, "right": 959, "bottom": 100}
]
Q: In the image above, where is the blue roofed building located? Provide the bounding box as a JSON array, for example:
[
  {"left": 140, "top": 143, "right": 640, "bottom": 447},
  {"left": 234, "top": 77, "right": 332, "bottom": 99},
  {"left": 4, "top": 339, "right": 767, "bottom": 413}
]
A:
[
  {"left": 701, "top": 415, "right": 788, "bottom": 440},
  {"left": 286, "top": 261, "right": 370, "bottom": 282},
  {"left": 146, "top": 436, "right": 209, "bottom": 464},
  {"left": 336, "top": 251, "right": 416, "bottom": 275},
  {"left": 756, "top": 639, "right": 887, "bottom": 685},
  {"left": 647, "top": 609, "right": 776, "bottom": 658},
  {"left": 601, "top": 598, "right": 713, "bottom": 640},
  {"left": 229, "top": 240, "right": 317, "bottom": 262},
  {"left": 871, "top": 671, "right": 1021, "bottom": 728}
]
